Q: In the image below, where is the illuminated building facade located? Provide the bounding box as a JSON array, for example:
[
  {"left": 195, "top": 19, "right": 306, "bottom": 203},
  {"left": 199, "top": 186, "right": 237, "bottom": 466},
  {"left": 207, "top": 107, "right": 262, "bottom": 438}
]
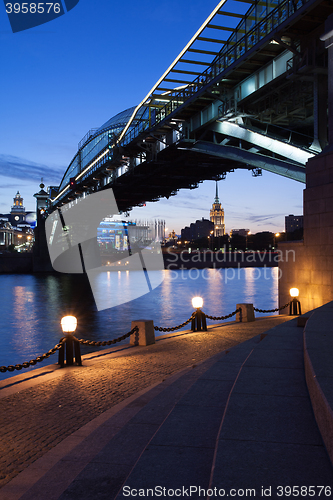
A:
[
  {"left": 285, "top": 214, "right": 303, "bottom": 233},
  {"left": 210, "top": 182, "right": 225, "bottom": 237}
]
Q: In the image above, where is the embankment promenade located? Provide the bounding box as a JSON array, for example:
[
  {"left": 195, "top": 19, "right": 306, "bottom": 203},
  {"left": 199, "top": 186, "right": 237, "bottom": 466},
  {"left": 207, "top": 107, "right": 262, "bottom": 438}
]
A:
[
  {"left": 1, "top": 307, "right": 333, "bottom": 499},
  {"left": 0, "top": 316, "right": 289, "bottom": 492}
]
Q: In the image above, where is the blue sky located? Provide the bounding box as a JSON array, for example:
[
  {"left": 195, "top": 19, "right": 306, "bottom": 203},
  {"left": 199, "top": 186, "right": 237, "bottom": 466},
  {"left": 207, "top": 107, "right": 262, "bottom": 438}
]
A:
[{"left": 0, "top": 0, "right": 304, "bottom": 234}]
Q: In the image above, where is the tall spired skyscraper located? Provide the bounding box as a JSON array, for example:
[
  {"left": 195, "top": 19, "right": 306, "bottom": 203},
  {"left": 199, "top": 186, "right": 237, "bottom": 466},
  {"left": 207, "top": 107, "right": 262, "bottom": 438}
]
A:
[{"left": 210, "top": 182, "right": 225, "bottom": 237}]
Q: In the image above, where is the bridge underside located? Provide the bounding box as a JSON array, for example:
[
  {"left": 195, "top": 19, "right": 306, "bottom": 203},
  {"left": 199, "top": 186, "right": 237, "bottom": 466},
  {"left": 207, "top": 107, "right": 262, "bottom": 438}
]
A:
[
  {"left": 102, "top": 138, "right": 304, "bottom": 213},
  {"left": 103, "top": 144, "right": 241, "bottom": 213}
]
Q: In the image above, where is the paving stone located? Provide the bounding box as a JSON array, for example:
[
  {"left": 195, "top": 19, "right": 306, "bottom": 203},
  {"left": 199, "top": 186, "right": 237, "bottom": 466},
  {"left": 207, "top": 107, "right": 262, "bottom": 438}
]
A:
[
  {"left": 150, "top": 404, "right": 224, "bottom": 448},
  {"left": 216, "top": 348, "right": 253, "bottom": 364},
  {"left": 305, "top": 349, "right": 333, "bottom": 378},
  {"left": 120, "top": 444, "right": 215, "bottom": 496},
  {"left": 92, "top": 422, "right": 160, "bottom": 466},
  {"left": 255, "top": 332, "right": 303, "bottom": 350},
  {"left": 211, "top": 440, "right": 333, "bottom": 494},
  {"left": 233, "top": 366, "right": 307, "bottom": 397},
  {"left": 58, "top": 462, "right": 131, "bottom": 500},
  {"left": 244, "top": 347, "right": 304, "bottom": 369},
  {"left": 19, "top": 459, "right": 91, "bottom": 500},
  {"left": 219, "top": 393, "right": 323, "bottom": 446},
  {"left": 178, "top": 378, "right": 233, "bottom": 407},
  {"left": 200, "top": 362, "right": 242, "bottom": 381}
]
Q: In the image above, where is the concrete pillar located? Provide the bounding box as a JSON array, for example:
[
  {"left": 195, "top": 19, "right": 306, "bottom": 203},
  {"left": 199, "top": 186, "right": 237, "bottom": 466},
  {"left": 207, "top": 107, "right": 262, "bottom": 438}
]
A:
[
  {"left": 130, "top": 320, "right": 156, "bottom": 346},
  {"left": 236, "top": 304, "right": 255, "bottom": 322},
  {"left": 313, "top": 73, "right": 328, "bottom": 150},
  {"left": 278, "top": 17, "right": 333, "bottom": 313},
  {"left": 320, "top": 13, "right": 333, "bottom": 146}
]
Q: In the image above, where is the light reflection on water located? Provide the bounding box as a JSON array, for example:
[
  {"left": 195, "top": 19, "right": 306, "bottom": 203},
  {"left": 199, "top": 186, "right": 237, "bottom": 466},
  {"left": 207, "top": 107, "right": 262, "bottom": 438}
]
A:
[{"left": 0, "top": 268, "right": 278, "bottom": 379}]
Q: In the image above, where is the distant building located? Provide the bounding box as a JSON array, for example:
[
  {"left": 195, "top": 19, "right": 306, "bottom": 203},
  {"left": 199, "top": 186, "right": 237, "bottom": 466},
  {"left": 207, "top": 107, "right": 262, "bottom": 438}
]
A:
[
  {"left": 167, "top": 230, "right": 177, "bottom": 242},
  {"left": 97, "top": 218, "right": 165, "bottom": 252},
  {"left": 0, "top": 191, "right": 35, "bottom": 251},
  {"left": 210, "top": 182, "right": 225, "bottom": 237},
  {"left": 192, "top": 218, "right": 214, "bottom": 239},
  {"left": 285, "top": 214, "right": 303, "bottom": 233},
  {"left": 10, "top": 191, "right": 26, "bottom": 225},
  {"left": 0, "top": 191, "right": 36, "bottom": 228},
  {"left": 181, "top": 225, "right": 192, "bottom": 242},
  {"left": 181, "top": 218, "right": 214, "bottom": 242},
  {"left": 0, "top": 219, "right": 34, "bottom": 251},
  {"left": 230, "top": 229, "right": 250, "bottom": 237},
  {"left": 0, "top": 220, "right": 14, "bottom": 248}
]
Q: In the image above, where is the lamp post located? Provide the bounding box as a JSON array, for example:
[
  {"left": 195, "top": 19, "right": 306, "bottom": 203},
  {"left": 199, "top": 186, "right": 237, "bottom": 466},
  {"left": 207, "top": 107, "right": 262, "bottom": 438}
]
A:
[
  {"left": 289, "top": 288, "right": 301, "bottom": 315},
  {"left": 274, "top": 232, "right": 280, "bottom": 249},
  {"left": 191, "top": 297, "right": 207, "bottom": 332},
  {"left": 58, "top": 315, "right": 82, "bottom": 367}
]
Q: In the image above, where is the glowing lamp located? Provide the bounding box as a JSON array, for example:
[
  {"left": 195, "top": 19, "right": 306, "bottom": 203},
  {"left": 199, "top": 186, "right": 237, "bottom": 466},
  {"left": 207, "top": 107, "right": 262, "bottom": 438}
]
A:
[
  {"left": 191, "top": 297, "right": 207, "bottom": 332},
  {"left": 58, "top": 316, "right": 82, "bottom": 367},
  {"left": 61, "top": 315, "right": 77, "bottom": 334},
  {"left": 192, "top": 297, "right": 203, "bottom": 309},
  {"left": 289, "top": 288, "right": 301, "bottom": 316}
]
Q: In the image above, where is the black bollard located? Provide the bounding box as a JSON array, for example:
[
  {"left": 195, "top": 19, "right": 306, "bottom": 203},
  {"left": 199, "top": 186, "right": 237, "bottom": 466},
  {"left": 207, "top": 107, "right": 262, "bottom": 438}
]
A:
[
  {"left": 191, "top": 309, "right": 207, "bottom": 332},
  {"left": 58, "top": 334, "right": 82, "bottom": 367},
  {"left": 289, "top": 297, "right": 302, "bottom": 316}
]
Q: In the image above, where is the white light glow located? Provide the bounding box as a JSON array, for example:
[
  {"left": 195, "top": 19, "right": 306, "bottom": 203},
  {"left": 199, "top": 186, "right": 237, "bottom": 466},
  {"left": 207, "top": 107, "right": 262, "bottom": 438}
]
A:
[
  {"left": 192, "top": 296, "right": 203, "bottom": 309},
  {"left": 61, "top": 315, "right": 77, "bottom": 333}
]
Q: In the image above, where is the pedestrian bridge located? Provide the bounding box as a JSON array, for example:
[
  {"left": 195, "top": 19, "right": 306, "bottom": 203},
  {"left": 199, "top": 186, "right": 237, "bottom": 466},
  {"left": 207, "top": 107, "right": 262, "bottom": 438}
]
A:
[{"left": 51, "top": 0, "right": 332, "bottom": 213}]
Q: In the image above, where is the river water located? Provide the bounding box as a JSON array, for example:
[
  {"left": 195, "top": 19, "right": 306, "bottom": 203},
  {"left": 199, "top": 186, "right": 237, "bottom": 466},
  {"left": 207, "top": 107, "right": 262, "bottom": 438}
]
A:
[{"left": 0, "top": 267, "right": 279, "bottom": 379}]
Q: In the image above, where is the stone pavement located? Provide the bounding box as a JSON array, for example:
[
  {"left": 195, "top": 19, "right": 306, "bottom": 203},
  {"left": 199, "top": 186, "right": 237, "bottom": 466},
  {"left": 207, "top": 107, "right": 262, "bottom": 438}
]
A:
[{"left": 0, "top": 313, "right": 332, "bottom": 499}]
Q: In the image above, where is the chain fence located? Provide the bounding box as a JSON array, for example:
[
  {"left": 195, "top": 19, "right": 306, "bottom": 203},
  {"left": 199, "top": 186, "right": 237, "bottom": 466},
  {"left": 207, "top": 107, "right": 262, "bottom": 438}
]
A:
[
  {"left": 75, "top": 326, "right": 138, "bottom": 346},
  {"left": 253, "top": 302, "right": 291, "bottom": 313},
  {"left": 1, "top": 302, "right": 293, "bottom": 373},
  {"left": 205, "top": 308, "right": 240, "bottom": 321},
  {"left": 0, "top": 340, "right": 65, "bottom": 373},
  {"left": 154, "top": 314, "right": 196, "bottom": 332},
  {"left": 0, "top": 326, "right": 139, "bottom": 374}
]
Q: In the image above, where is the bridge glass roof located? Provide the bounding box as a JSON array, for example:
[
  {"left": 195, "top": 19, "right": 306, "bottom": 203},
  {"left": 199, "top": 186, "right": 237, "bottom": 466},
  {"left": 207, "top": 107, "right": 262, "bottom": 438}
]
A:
[
  {"left": 98, "top": 106, "right": 136, "bottom": 132},
  {"left": 56, "top": 106, "right": 143, "bottom": 195}
]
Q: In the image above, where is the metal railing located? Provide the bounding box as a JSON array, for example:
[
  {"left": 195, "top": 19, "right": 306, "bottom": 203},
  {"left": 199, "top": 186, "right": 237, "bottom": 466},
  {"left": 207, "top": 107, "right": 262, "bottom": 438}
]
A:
[{"left": 120, "top": 0, "right": 311, "bottom": 148}]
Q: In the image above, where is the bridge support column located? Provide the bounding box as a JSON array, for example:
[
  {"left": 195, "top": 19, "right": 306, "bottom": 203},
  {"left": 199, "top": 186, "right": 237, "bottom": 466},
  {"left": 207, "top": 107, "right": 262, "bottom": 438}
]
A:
[
  {"left": 321, "top": 14, "right": 333, "bottom": 146},
  {"left": 279, "top": 16, "right": 333, "bottom": 313},
  {"left": 313, "top": 73, "right": 328, "bottom": 151},
  {"left": 279, "top": 151, "right": 333, "bottom": 312}
]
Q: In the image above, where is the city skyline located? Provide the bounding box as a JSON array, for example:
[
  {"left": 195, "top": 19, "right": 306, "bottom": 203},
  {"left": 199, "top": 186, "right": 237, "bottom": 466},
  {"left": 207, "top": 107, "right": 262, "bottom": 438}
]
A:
[{"left": 1, "top": 0, "right": 304, "bottom": 234}]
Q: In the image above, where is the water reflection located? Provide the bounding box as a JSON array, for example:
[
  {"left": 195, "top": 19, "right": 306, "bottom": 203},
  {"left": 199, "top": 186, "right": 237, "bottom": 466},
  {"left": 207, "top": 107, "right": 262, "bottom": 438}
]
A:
[
  {"left": 0, "top": 268, "right": 278, "bottom": 379},
  {"left": 12, "top": 286, "right": 37, "bottom": 353}
]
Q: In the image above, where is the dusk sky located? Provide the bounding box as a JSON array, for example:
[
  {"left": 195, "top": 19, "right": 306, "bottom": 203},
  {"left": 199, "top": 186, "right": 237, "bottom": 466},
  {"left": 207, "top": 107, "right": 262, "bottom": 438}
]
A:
[{"left": 0, "top": 0, "right": 304, "bottom": 234}]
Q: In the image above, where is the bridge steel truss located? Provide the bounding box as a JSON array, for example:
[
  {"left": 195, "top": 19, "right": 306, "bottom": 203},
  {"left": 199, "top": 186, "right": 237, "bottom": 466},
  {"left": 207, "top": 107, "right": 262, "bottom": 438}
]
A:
[{"left": 51, "top": 0, "right": 333, "bottom": 213}]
